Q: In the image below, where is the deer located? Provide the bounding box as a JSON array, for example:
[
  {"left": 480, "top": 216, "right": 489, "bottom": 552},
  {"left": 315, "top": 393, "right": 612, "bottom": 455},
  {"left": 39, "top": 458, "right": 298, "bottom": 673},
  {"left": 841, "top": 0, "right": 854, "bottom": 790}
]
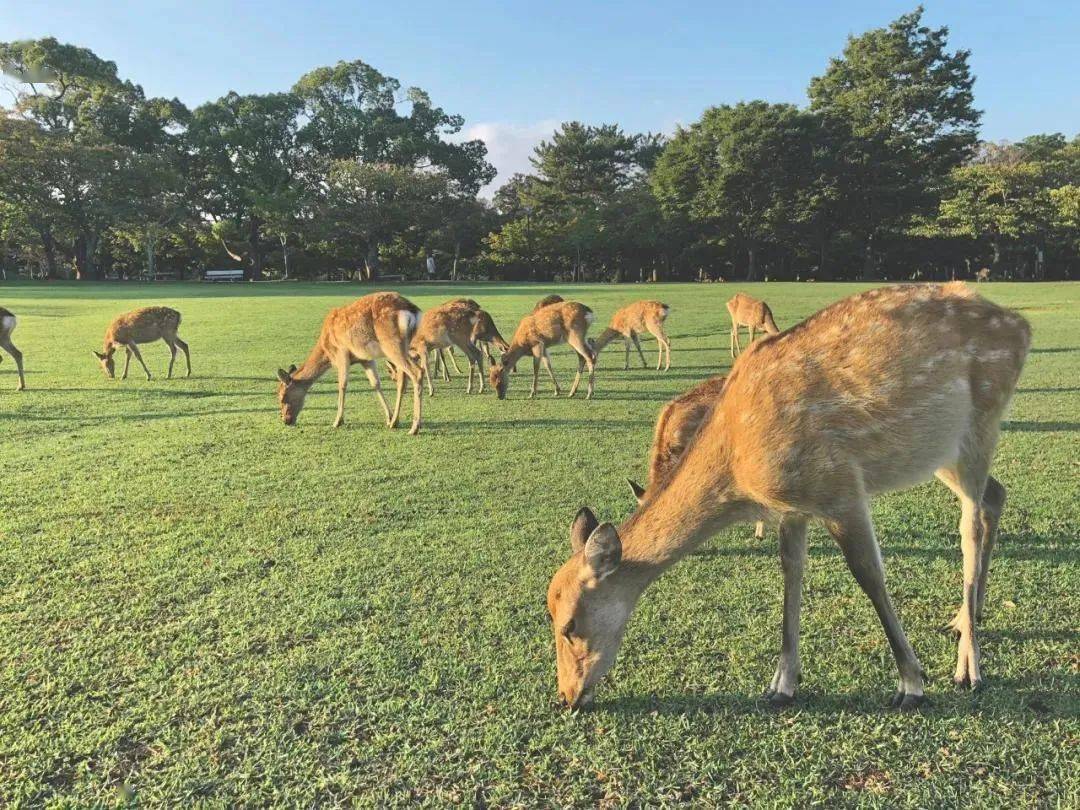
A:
[
  {"left": 591, "top": 300, "right": 671, "bottom": 371},
  {"left": 92, "top": 307, "right": 191, "bottom": 380},
  {"left": 431, "top": 298, "right": 480, "bottom": 378},
  {"left": 275, "top": 292, "right": 423, "bottom": 434},
  {"left": 727, "top": 293, "right": 780, "bottom": 358},
  {"left": 430, "top": 299, "right": 509, "bottom": 381},
  {"left": 489, "top": 300, "right": 596, "bottom": 400},
  {"left": 976, "top": 268, "right": 991, "bottom": 282},
  {"left": 626, "top": 374, "right": 764, "bottom": 540},
  {"left": 547, "top": 283, "right": 1030, "bottom": 711},
  {"left": 534, "top": 294, "right": 565, "bottom": 311},
  {"left": 0, "top": 307, "right": 26, "bottom": 390},
  {"left": 411, "top": 302, "right": 508, "bottom": 395}
]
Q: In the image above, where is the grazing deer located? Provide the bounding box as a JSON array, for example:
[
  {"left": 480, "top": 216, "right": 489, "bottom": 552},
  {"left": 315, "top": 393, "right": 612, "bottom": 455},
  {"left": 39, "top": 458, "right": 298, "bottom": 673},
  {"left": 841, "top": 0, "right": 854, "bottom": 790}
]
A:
[
  {"left": 976, "top": 268, "right": 991, "bottom": 283},
  {"left": 534, "top": 294, "right": 564, "bottom": 311},
  {"left": 0, "top": 307, "right": 26, "bottom": 390},
  {"left": 591, "top": 300, "right": 671, "bottom": 371},
  {"left": 727, "top": 293, "right": 780, "bottom": 357},
  {"left": 432, "top": 298, "right": 481, "bottom": 377},
  {"left": 547, "top": 283, "right": 1030, "bottom": 710},
  {"left": 626, "top": 375, "right": 764, "bottom": 540},
  {"left": 412, "top": 303, "right": 507, "bottom": 395},
  {"left": 92, "top": 307, "right": 191, "bottom": 380},
  {"left": 276, "top": 292, "right": 423, "bottom": 434},
  {"left": 490, "top": 301, "right": 596, "bottom": 399},
  {"left": 431, "top": 299, "right": 509, "bottom": 379}
]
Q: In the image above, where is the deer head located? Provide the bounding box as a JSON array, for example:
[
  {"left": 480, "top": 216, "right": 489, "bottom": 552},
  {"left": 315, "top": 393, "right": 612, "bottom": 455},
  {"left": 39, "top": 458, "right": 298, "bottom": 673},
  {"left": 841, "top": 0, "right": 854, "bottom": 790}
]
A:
[
  {"left": 547, "top": 507, "right": 634, "bottom": 710},
  {"left": 92, "top": 349, "right": 115, "bottom": 378},
  {"left": 489, "top": 362, "right": 509, "bottom": 399},
  {"left": 275, "top": 364, "right": 302, "bottom": 425}
]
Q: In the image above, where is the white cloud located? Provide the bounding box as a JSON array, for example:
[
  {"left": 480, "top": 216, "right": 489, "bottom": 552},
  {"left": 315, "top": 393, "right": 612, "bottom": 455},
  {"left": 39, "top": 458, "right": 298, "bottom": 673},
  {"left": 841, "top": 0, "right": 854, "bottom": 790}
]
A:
[{"left": 456, "top": 119, "right": 560, "bottom": 196}]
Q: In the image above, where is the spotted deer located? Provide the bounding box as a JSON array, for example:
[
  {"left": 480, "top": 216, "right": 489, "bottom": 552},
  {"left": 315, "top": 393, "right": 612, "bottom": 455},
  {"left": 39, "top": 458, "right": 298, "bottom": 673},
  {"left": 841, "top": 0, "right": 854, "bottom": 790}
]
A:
[
  {"left": 411, "top": 302, "right": 506, "bottom": 395},
  {"left": 432, "top": 298, "right": 481, "bottom": 377},
  {"left": 626, "top": 374, "right": 764, "bottom": 540},
  {"left": 547, "top": 283, "right": 1030, "bottom": 710},
  {"left": 591, "top": 300, "right": 671, "bottom": 371},
  {"left": 489, "top": 301, "right": 596, "bottom": 400},
  {"left": 276, "top": 292, "right": 423, "bottom": 434},
  {"left": 92, "top": 306, "right": 191, "bottom": 380},
  {"left": 727, "top": 293, "right": 780, "bottom": 357},
  {"left": 0, "top": 307, "right": 26, "bottom": 390},
  {"left": 534, "top": 294, "right": 564, "bottom": 311}
]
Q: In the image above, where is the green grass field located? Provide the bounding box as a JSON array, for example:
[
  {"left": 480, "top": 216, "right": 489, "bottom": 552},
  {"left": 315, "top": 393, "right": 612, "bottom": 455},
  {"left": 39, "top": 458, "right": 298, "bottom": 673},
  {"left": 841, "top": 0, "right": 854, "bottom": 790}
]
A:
[{"left": 1, "top": 281, "right": 1077, "bottom": 806}]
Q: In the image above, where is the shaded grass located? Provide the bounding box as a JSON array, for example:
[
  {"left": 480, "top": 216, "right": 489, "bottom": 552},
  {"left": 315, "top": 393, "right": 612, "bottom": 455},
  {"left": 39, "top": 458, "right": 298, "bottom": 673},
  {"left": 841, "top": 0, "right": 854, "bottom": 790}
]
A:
[{"left": 0, "top": 281, "right": 1077, "bottom": 806}]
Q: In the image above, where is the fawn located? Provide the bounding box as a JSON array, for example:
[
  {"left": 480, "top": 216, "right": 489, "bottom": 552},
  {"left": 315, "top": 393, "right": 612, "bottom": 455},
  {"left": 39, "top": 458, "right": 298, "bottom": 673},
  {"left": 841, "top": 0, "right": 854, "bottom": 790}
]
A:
[
  {"left": 276, "top": 292, "right": 423, "bottom": 434},
  {"left": 0, "top": 307, "right": 25, "bottom": 390},
  {"left": 727, "top": 293, "right": 780, "bottom": 357},
  {"left": 627, "top": 375, "right": 764, "bottom": 540},
  {"left": 547, "top": 283, "right": 1030, "bottom": 710},
  {"left": 92, "top": 307, "right": 191, "bottom": 380},
  {"left": 591, "top": 300, "right": 671, "bottom": 371},
  {"left": 489, "top": 301, "right": 596, "bottom": 400}
]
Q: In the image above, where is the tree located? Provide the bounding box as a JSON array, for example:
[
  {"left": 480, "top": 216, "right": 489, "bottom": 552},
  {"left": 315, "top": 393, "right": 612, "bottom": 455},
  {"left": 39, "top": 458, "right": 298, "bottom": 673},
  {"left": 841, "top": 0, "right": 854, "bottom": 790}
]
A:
[
  {"left": 652, "top": 103, "right": 827, "bottom": 280},
  {"left": 320, "top": 162, "right": 449, "bottom": 280},
  {"left": 808, "top": 7, "right": 980, "bottom": 277},
  {"left": 189, "top": 92, "right": 303, "bottom": 280}
]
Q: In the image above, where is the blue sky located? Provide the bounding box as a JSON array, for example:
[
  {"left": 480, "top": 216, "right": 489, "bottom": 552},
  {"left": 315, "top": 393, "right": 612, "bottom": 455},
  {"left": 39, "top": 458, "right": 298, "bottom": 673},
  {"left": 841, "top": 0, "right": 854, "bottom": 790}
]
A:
[{"left": 2, "top": 1, "right": 1077, "bottom": 190}]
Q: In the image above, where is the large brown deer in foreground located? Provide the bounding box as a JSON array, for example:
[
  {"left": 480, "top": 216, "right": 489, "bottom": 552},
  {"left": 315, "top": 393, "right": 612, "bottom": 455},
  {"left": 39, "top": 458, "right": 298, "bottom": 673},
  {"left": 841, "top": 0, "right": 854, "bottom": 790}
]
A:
[
  {"left": 591, "top": 300, "right": 671, "bottom": 371},
  {"left": 92, "top": 307, "right": 191, "bottom": 380},
  {"left": 547, "top": 283, "right": 1029, "bottom": 710},
  {"left": 626, "top": 374, "right": 764, "bottom": 540},
  {"left": 727, "top": 293, "right": 779, "bottom": 357},
  {"left": 489, "top": 301, "right": 596, "bottom": 399},
  {"left": 0, "top": 307, "right": 25, "bottom": 390},
  {"left": 276, "top": 292, "right": 423, "bottom": 434}
]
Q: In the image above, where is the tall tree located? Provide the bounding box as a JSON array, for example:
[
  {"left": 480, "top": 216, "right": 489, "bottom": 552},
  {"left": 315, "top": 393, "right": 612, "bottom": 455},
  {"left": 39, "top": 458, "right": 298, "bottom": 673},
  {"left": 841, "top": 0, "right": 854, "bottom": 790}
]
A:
[{"left": 808, "top": 7, "right": 980, "bottom": 277}]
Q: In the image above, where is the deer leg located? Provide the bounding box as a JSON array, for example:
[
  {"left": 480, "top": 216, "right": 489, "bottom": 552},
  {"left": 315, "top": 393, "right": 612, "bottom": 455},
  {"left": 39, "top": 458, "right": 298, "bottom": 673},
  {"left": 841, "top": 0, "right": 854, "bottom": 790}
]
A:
[
  {"left": 766, "top": 515, "right": 808, "bottom": 706},
  {"left": 540, "top": 350, "right": 562, "bottom": 397},
  {"left": 419, "top": 348, "right": 435, "bottom": 397},
  {"left": 936, "top": 464, "right": 991, "bottom": 689},
  {"left": 359, "top": 360, "right": 392, "bottom": 425},
  {"left": 748, "top": 325, "right": 756, "bottom": 345},
  {"left": 731, "top": 325, "right": 742, "bottom": 357},
  {"left": 388, "top": 363, "right": 406, "bottom": 430},
  {"left": 408, "top": 364, "right": 422, "bottom": 435},
  {"left": 445, "top": 347, "right": 461, "bottom": 376},
  {"left": 566, "top": 333, "right": 595, "bottom": 399},
  {"left": 976, "top": 476, "right": 1006, "bottom": 621},
  {"left": 174, "top": 337, "right": 191, "bottom": 377},
  {"left": 754, "top": 521, "right": 765, "bottom": 539},
  {"left": 465, "top": 343, "right": 484, "bottom": 394},
  {"left": 121, "top": 347, "right": 132, "bottom": 380},
  {"left": 825, "top": 500, "right": 926, "bottom": 709},
  {"left": 0, "top": 338, "right": 24, "bottom": 390},
  {"left": 623, "top": 336, "right": 631, "bottom": 371},
  {"left": 529, "top": 351, "right": 541, "bottom": 399},
  {"left": 127, "top": 342, "right": 152, "bottom": 380},
  {"left": 631, "top": 332, "right": 648, "bottom": 369},
  {"left": 165, "top": 339, "right": 178, "bottom": 379},
  {"left": 332, "top": 359, "right": 349, "bottom": 428}
]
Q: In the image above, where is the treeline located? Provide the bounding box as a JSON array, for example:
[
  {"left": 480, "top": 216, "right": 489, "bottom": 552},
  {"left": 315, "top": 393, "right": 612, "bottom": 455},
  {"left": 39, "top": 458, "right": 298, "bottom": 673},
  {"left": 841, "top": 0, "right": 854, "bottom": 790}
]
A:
[{"left": 1, "top": 8, "right": 1077, "bottom": 283}]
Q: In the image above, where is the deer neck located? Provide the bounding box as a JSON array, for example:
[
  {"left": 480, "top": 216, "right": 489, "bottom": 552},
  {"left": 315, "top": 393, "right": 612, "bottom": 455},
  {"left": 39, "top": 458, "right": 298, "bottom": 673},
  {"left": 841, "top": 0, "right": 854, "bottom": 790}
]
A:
[
  {"left": 592, "top": 327, "right": 621, "bottom": 352},
  {"left": 293, "top": 345, "right": 333, "bottom": 387},
  {"left": 501, "top": 343, "right": 531, "bottom": 368},
  {"left": 613, "top": 432, "right": 749, "bottom": 593}
]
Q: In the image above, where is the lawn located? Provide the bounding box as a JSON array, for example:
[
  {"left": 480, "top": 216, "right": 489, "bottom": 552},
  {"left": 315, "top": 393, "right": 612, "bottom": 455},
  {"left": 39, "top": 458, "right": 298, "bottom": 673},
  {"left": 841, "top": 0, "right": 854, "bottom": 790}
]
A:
[{"left": 0, "top": 281, "right": 1077, "bottom": 806}]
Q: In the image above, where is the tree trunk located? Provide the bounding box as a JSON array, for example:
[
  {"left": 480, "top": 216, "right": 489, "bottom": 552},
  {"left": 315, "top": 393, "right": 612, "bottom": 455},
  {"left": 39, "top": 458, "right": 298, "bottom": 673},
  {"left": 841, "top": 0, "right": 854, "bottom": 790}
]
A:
[
  {"left": 745, "top": 244, "right": 758, "bottom": 282},
  {"left": 146, "top": 238, "right": 156, "bottom": 280},
  {"left": 280, "top": 233, "right": 289, "bottom": 281},
  {"left": 247, "top": 218, "right": 264, "bottom": 281},
  {"left": 862, "top": 233, "right": 882, "bottom": 280},
  {"left": 74, "top": 233, "right": 99, "bottom": 281},
  {"left": 452, "top": 241, "right": 460, "bottom": 281},
  {"left": 37, "top": 227, "right": 57, "bottom": 279},
  {"left": 364, "top": 244, "right": 380, "bottom": 282}
]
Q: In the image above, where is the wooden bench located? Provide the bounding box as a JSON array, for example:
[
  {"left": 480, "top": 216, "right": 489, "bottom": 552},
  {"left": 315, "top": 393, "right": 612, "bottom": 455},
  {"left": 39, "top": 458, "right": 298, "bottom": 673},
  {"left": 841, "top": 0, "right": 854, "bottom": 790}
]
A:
[{"left": 203, "top": 268, "right": 245, "bottom": 282}]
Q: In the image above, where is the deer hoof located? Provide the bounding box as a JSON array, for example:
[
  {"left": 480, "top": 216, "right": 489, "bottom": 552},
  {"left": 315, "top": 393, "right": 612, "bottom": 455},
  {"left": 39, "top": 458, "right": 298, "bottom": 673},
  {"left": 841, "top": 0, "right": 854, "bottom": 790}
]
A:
[
  {"left": 764, "top": 689, "right": 795, "bottom": 709},
  {"left": 892, "top": 692, "right": 927, "bottom": 711}
]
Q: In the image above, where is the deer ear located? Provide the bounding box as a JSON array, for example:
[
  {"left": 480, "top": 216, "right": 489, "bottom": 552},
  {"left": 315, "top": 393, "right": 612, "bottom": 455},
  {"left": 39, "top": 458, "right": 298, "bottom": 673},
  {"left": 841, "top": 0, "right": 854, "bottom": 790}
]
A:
[
  {"left": 584, "top": 523, "right": 622, "bottom": 581},
  {"left": 92, "top": 350, "right": 105, "bottom": 361},
  {"left": 276, "top": 368, "right": 293, "bottom": 384},
  {"left": 570, "top": 507, "right": 599, "bottom": 554},
  {"left": 626, "top": 478, "right": 646, "bottom": 503},
  {"left": 288, "top": 364, "right": 297, "bottom": 374}
]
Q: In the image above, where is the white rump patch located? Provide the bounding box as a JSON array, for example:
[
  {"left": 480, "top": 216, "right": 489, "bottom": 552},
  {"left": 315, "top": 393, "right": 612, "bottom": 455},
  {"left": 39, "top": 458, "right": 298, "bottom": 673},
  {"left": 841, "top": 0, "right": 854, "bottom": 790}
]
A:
[
  {"left": 397, "top": 309, "right": 418, "bottom": 336},
  {"left": 585, "top": 311, "right": 595, "bottom": 325},
  {"left": 0, "top": 315, "right": 15, "bottom": 333}
]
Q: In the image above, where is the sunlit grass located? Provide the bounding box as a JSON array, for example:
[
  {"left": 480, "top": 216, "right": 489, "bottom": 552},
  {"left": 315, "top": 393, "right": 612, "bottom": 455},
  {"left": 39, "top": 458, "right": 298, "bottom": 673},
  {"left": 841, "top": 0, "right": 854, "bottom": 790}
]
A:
[{"left": 0, "top": 281, "right": 1076, "bottom": 805}]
